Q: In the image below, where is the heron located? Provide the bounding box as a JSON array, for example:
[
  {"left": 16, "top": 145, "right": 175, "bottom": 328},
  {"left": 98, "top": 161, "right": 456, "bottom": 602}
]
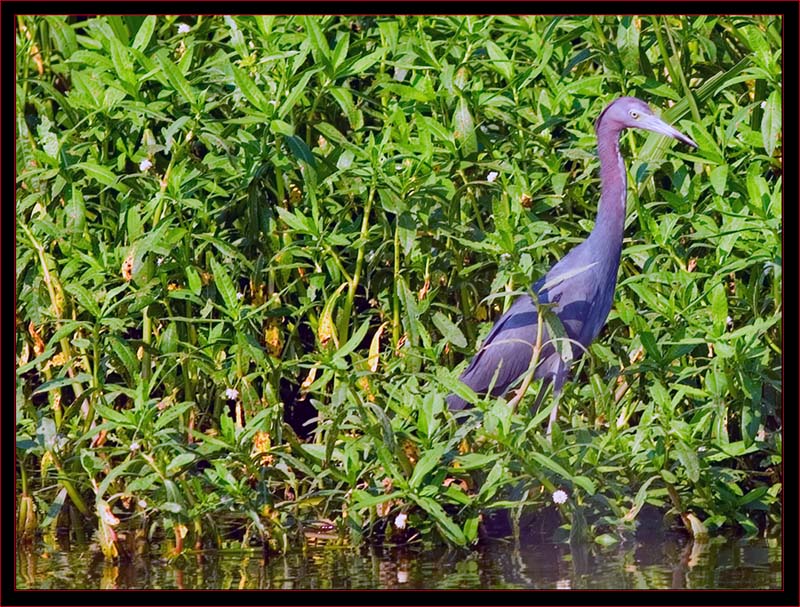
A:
[{"left": 446, "top": 97, "right": 697, "bottom": 432}]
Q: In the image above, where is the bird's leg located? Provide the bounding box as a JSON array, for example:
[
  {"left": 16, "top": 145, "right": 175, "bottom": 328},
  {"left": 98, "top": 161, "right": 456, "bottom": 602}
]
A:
[
  {"left": 531, "top": 381, "right": 549, "bottom": 414},
  {"left": 545, "top": 389, "right": 562, "bottom": 437},
  {"left": 545, "top": 367, "right": 567, "bottom": 437}
]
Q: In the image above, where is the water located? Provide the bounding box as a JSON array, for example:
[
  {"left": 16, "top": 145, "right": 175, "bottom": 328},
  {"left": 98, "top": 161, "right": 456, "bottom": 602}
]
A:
[{"left": 16, "top": 533, "right": 781, "bottom": 590}]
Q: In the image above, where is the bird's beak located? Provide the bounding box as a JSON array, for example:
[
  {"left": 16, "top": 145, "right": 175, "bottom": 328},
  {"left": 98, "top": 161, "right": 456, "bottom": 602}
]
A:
[{"left": 640, "top": 115, "right": 698, "bottom": 148}]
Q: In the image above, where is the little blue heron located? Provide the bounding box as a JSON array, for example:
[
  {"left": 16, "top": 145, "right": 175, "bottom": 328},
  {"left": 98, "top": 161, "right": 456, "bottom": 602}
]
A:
[{"left": 447, "top": 97, "right": 697, "bottom": 431}]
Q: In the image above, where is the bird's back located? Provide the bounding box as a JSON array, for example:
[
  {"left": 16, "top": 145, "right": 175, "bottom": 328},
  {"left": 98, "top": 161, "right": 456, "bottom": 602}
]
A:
[{"left": 446, "top": 237, "right": 619, "bottom": 410}]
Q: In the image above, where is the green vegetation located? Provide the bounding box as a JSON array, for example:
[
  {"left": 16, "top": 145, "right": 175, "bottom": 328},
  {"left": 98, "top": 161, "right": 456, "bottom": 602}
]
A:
[{"left": 16, "top": 15, "right": 781, "bottom": 557}]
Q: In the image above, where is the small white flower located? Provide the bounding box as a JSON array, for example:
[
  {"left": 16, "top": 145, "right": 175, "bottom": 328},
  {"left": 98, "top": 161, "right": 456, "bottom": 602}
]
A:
[
  {"left": 156, "top": 257, "right": 164, "bottom": 266},
  {"left": 394, "top": 512, "right": 408, "bottom": 530},
  {"left": 236, "top": 291, "right": 245, "bottom": 300},
  {"left": 130, "top": 441, "right": 140, "bottom": 452},
  {"left": 225, "top": 387, "right": 239, "bottom": 400},
  {"left": 139, "top": 158, "right": 153, "bottom": 171},
  {"left": 137, "top": 499, "right": 147, "bottom": 508},
  {"left": 487, "top": 171, "right": 499, "bottom": 183},
  {"left": 393, "top": 68, "right": 408, "bottom": 82},
  {"left": 177, "top": 23, "right": 191, "bottom": 34},
  {"left": 726, "top": 316, "right": 734, "bottom": 329},
  {"left": 552, "top": 489, "right": 568, "bottom": 504},
  {"left": 760, "top": 100, "right": 767, "bottom": 109}
]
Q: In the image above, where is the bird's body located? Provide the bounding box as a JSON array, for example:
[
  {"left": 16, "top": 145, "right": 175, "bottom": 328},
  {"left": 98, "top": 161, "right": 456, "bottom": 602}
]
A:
[{"left": 447, "top": 97, "right": 696, "bottom": 423}]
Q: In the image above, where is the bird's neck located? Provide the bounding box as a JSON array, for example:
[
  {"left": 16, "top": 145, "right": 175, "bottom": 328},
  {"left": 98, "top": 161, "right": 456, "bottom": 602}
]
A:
[{"left": 592, "top": 125, "right": 627, "bottom": 245}]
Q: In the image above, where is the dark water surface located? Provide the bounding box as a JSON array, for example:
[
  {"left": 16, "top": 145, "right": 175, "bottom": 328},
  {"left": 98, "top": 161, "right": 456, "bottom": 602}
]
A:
[{"left": 16, "top": 534, "right": 780, "bottom": 590}]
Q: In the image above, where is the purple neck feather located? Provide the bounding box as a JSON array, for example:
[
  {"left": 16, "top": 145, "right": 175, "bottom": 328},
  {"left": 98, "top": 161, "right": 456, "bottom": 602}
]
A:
[{"left": 592, "top": 121, "right": 628, "bottom": 246}]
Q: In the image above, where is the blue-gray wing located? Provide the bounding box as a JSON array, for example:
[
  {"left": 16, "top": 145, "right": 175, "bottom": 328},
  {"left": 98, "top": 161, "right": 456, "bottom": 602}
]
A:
[
  {"left": 446, "top": 243, "right": 614, "bottom": 410},
  {"left": 446, "top": 294, "right": 547, "bottom": 410}
]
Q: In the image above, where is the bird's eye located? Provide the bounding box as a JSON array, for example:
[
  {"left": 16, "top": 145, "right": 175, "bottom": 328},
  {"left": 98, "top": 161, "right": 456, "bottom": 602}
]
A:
[{"left": 630, "top": 110, "right": 639, "bottom": 119}]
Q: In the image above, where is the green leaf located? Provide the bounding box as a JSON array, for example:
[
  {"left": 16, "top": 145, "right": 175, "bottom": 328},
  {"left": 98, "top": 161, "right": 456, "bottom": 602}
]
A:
[
  {"left": 342, "top": 48, "right": 384, "bottom": 76},
  {"left": 454, "top": 452, "right": 500, "bottom": 470},
  {"left": 351, "top": 489, "right": 404, "bottom": 510},
  {"left": 285, "top": 135, "right": 316, "bottom": 168},
  {"left": 65, "top": 283, "right": 101, "bottom": 318},
  {"left": 477, "top": 461, "right": 505, "bottom": 501},
  {"left": 209, "top": 255, "right": 239, "bottom": 317},
  {"left": 761, "top": 90, "right": 781, "bottom": 157},
  {"left": 625, "top": 475, "right": 660, "bottom": 521},
  {"left": 453, "top": 96, "right": 477, "bottom": 156},
  {"left": 74, "top": 162, "right": 130, "bottom": 193},
  {"left": 108, "top": 335, "right": 139, "bottom": 379},
  {"left": 155, "top": 49, "right": 196, "bottom": 108},
  {"left": 232, "top": 65, "right": 269, "bottom": 114},
  {"left": 737, "top": 486, "right": 768, "bottom": 507},
  {"left": 33, "top": 374, "right": 93, "bottom": 395},
  {"left": 330, "top": 87, "right": 362, "bottom": 130},
  {"left": 109, "top": 36, "right": 136, "bottom": 86},
  {"left": 381, "top": 82, "right": 435, "bottom": 103},
  {"left": 65, "top": 187, "right": 86, "bottom": 233},
  {"left": 412, "top": 496, "right": 466, "bottom": 546},
  {"left": 132, "top": 15, "right": 156, "bottom": 51},
  {"left": 672, "top": 439, "right": 700, "bottom": 483},
  {"left": 45, "top": 16, "right": 78, "bottom": 56},
  {"left": 331, "top": 31, "right": 350, "bottom": 71},
  {"left": 16, "top": 347, "right": 57, "bottom": 376},
  {"left": 595, "top": 533, "right": 620, "bottom": 547},
  {"left": 398, "top": 277, "right": 421, "bottom": 345},
  {"left": 334, "top": 317, "right": 372, "bottom": 361},
  {"left": 278, "top": 70, "right": 315, "bottom": 119},
  {"left": 627, "top": 282, "right": 668, "bottom": 315},
  {"left": 485, "top": 40, "right": 513, "bottom": 81},
  {"left": 540, "top": 305, "right": 572, "bottom": 365},
  {"left": 155, "top": 400, "right": 196, "bottom": 431},
  {"left": 159, "top": 502, "right": 184, "bottom": 514},
  {"left": 616, "top": 17, "right": 640, "bottom": 72},
  {"left": 530, "top": 452, "right": 572, "bottom": 481},
  {"left": 185, "top": 266, "right": 202, "bottom": 295},
  {"left": 571, "top": 475, "right": 597, "bottom": 496},
  {"left": 276, "top": 206, "right": 315, "bottom": 235},
  {"left": 364, "top": 401, "right": 396, "bottom": 455},
  {"left": 431, "top": 311, "right": 467, "bottom": 348},
  {"left": 97, "top": 458, "right": 138, "bottom": 499},
  {"left": 40, "top": 488, "right": 68, "bottom": 528},
  {"left": 709, "top": 282, "right": 728, "bottom": 333},
  {"left": 709, "top": 165, "right": 728, "bottom": 196},
  {"left": 463, "top": 514, "right": 480, "bottom": 543},
  {"left": 270, "top": 119, "right": 295, "bottom": 137},
  {"left": 301, "top": 443, "right": 326, "bottom": 460},
  {"left": 303, "top": 16, "right": 331, "bottom": 67},
  {"left": 409, "top": 444, "right": 447, "bottom": 489},
  {"left": 166, "top": 452, "right": 197, "bottom": 475}
]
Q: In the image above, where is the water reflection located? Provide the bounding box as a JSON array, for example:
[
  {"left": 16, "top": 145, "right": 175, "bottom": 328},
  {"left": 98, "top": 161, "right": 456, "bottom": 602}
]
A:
[{"left": 16, "top": 533, "right": 781, "bottom": 590}]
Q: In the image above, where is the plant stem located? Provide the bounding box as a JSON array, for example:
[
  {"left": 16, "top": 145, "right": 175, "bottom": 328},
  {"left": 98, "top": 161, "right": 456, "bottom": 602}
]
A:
[
  {"left": 392, "top": 215, "right": 401, "bottom": 347},
  {"left": 339, "top": 185, "right": 375, "bottom": 343}
]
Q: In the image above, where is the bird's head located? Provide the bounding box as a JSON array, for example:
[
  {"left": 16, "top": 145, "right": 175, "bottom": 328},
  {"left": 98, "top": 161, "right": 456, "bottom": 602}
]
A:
[{"left": 598, "top": 97, "right": 697, "bottom": 148}]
